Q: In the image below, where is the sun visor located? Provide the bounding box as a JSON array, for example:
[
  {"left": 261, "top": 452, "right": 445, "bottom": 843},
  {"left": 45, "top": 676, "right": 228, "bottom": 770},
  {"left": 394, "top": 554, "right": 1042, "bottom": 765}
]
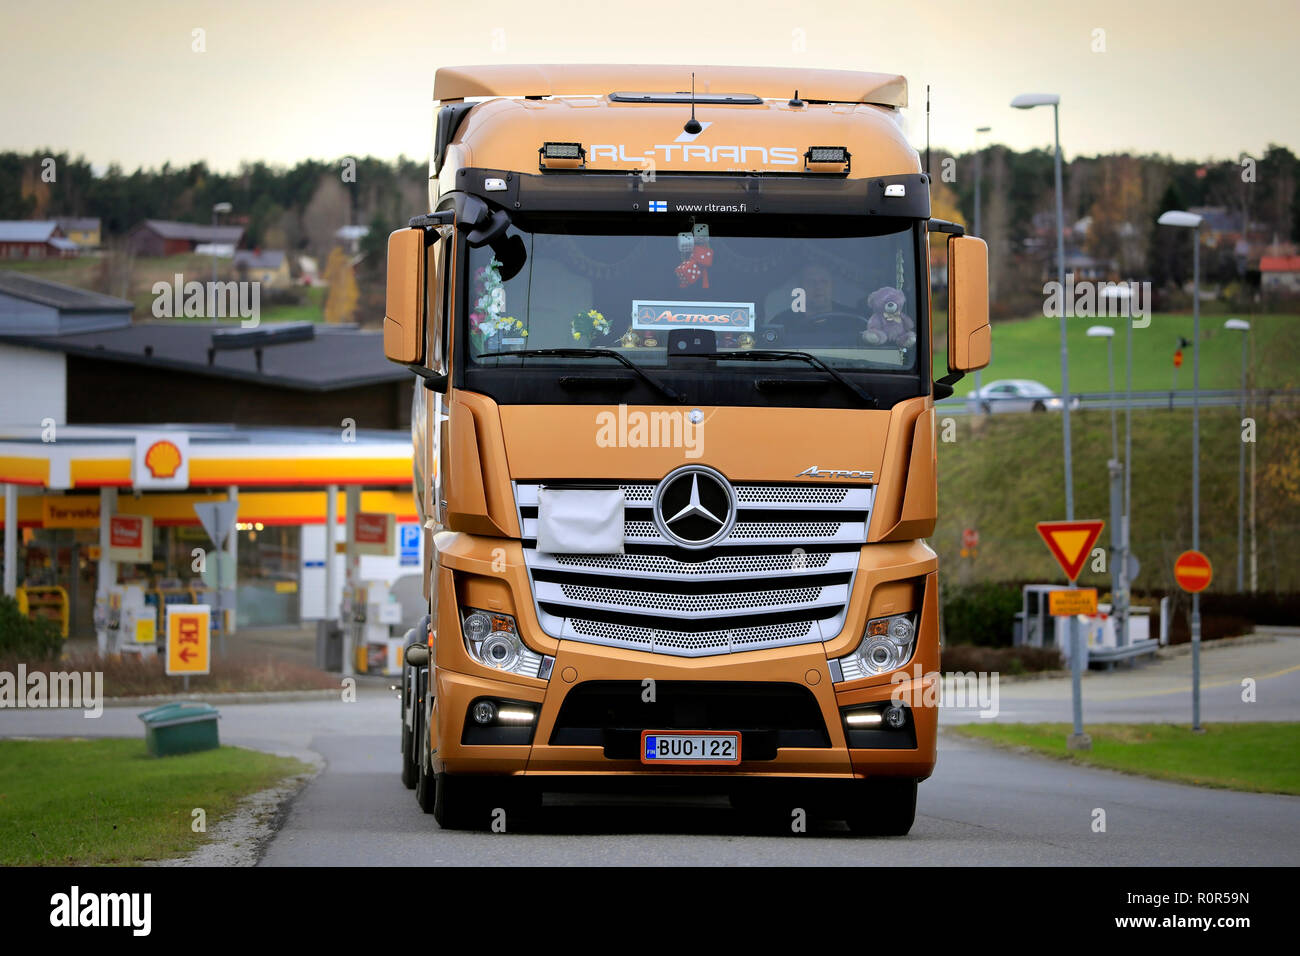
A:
[{"left": 536, "top": 487, "right": 626, "bottom": 554}]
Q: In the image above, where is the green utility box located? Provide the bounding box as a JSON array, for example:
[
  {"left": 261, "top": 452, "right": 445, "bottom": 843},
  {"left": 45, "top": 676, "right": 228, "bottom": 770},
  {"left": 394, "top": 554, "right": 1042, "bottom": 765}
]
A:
[{"left": 138, "top": 702, "right": 221, "bottom": 757}]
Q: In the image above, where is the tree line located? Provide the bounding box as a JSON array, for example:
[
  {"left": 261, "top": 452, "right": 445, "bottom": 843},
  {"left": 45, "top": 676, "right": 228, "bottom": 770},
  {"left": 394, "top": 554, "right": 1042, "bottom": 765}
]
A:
[{"left": 1, "top": 145, "right": 1297, "bottom": 316}]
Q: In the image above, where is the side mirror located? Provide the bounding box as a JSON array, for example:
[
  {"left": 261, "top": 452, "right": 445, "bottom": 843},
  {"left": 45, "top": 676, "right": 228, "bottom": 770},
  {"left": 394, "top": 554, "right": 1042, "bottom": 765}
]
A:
[
  {"left": 383, "top": 228, "right": 427, "bottom": 365},
  {"left": 947, "top": 234, "right": 991, "bottom": 373},
  {"left": 405, "top": 643, "right": 429, "bottom": 667}
]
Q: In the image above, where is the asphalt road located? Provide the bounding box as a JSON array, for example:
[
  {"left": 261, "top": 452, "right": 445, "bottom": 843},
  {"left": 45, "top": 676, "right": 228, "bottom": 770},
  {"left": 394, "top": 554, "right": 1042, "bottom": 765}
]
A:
[
  {"left": 4, "top": 635, "right": 1298, "bottom": 866},
  {"left": 253, "top": 719, "right": 1300, "bottom": 866},
  {"left": 940, "top": 631, "right": 1300, "bottom": 725}
]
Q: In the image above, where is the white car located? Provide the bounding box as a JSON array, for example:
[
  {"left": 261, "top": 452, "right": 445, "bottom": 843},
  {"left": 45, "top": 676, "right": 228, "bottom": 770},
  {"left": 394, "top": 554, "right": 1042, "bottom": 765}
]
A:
[{"left": 965, "top": 379, "right": 1080, "bottom": 414}]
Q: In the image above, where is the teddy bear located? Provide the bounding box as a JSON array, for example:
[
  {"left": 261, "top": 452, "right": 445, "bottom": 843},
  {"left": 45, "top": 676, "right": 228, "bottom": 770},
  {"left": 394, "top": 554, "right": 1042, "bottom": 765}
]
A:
[{"left": 861, "top": 286, "right": 916, "bottom": 348}]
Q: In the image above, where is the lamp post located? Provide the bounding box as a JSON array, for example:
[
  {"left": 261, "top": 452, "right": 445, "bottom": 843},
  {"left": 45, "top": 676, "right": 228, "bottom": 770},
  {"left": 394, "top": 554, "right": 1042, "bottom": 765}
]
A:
[
  {"left": 1102, "top": 284, "right": 1137, "bottom": 649},
  {"left": 972, "top": 125, "right": 991, "bottom": 405},
  {"left": 1086, "top": 325, "right": 1118, "bottom": 459},
  {"left": 211, "top": 202, "right": 232, "bottom": 323},
  {"left": 1015, "top": 93, "right": 1084, "bottom": 746},
  {"left": 1158, "top": 209, "right": 1204, "bottom": 731},
  {"left": 1225, "top": 318, "right": 1251, "bottom": 592},
  {"left": 1012, "top": 93, "right": 1072, "bottom": 521},
  {"left": 1088, "top": 324, "right": 1127, "bottom": 648}
]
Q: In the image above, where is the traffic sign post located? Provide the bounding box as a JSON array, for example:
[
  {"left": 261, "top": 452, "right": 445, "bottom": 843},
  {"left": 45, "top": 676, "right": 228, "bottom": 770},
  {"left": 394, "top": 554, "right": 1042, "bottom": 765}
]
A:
[
  {"left": 165, "top": 604, "right": 211, "bottom": 692},
  {"left": 1049, "top": 588, "right": 1097, "bottom": 617},
  {"left": 1036, "top": 519, "right": 1105, "bottom": 751},
  {"left": 194, "top": 500, "right": 238, "bottom": 657},
  {"left": 1175, "top": 550, "right": 1212, "bottom": 732},
  {"left": 1174, "top": 550, "right": 1212, "bottom": 593}
]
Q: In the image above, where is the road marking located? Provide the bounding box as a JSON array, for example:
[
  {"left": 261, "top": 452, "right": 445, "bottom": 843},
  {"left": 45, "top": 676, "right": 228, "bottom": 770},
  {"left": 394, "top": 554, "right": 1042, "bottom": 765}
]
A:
[{"left": 1105, "top": 662, "right": 1300, "bottom": 699}]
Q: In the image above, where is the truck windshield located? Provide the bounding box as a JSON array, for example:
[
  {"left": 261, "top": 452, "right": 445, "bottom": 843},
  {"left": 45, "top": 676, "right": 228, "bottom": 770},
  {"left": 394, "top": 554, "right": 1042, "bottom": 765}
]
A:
[{"left": 465, "top": 216, "right": 922, "bottom": 374}]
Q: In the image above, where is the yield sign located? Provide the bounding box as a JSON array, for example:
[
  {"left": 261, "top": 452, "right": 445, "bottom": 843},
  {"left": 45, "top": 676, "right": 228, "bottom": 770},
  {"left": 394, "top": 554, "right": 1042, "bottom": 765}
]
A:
[
  {"left": 194, "top": 500, "right": 239, "bottom": 550},
  {"left": 1036, "top": 520, "right": 1105, "bottom": 583}
]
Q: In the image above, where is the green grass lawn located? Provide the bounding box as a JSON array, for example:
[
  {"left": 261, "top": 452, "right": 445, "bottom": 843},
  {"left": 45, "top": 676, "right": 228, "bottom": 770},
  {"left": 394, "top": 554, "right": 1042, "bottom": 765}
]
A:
[
  {"left": 934, "top": 403, "right": 1300, "bottom": 593},
  {"left": 0, "top": 738, "right": 310, "bottom": 865},
  {"left": 260, "top": 284, "right": 326, "bottom": 323},
  {"left": 935, "top": 312, "right": 1297, "bottom": 397},
  {"left": 949, "top": 722, "right": 1300, "bottom": 794}
]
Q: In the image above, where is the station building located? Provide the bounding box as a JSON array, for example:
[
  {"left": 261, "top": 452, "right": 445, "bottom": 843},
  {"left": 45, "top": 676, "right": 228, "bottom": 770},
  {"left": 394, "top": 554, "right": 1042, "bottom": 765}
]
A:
[{"left": 0, "top": 271, "right": 421, "bottom": 640}]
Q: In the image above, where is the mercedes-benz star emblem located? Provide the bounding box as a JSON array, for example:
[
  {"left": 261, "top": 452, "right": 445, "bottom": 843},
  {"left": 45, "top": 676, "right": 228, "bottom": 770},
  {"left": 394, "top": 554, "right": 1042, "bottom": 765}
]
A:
[{"left": 652, "top": 465, "right": 737, "bottom": 549}]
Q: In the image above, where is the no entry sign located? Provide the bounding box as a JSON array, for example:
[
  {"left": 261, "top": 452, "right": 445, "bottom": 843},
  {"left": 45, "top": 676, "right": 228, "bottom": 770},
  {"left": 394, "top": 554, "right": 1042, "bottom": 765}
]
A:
[{"left": 1174, "top": 550, "right": 1213, "bottom": 593}]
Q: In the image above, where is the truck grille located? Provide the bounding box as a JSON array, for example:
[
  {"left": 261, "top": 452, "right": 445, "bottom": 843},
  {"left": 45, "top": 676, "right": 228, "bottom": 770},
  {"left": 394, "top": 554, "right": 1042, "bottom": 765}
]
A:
[{"left": 515, "top": 479, "right": 871, "bottom": 657}]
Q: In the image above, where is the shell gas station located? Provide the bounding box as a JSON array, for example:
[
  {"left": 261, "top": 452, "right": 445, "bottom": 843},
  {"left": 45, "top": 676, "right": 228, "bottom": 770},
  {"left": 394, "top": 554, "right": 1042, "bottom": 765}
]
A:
[{"left": 0, "top": 423, "right": 423, "bottom": 674}]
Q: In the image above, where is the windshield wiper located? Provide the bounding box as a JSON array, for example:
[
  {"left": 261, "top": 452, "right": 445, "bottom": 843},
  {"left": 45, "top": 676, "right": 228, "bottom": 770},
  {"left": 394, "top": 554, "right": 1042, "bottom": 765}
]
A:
[
  {"left": 476, "top": 348, "right": 686, "bottom": 403},
  {"left": 698, "top": 350, "right": 878, "bottom": 408}
]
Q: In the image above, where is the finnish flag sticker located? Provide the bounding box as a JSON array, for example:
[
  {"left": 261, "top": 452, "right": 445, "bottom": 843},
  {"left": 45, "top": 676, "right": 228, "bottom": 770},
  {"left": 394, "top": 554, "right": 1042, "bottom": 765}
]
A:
[{"left": 648, "top": 200, "right": 667, "bottom": 212}]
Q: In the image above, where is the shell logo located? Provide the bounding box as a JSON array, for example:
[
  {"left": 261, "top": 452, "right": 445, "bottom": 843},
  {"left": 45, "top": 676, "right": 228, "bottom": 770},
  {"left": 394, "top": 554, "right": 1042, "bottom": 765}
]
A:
[{"left": 144, "top": 440, "right": 183, "bottom": 478}]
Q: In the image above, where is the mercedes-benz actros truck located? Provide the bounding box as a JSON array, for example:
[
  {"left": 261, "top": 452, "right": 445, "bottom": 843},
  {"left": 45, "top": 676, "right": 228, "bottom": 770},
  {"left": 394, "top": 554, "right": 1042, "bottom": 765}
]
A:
[{"left": 386, "top": 64, "right": 990, "bottom": 833}]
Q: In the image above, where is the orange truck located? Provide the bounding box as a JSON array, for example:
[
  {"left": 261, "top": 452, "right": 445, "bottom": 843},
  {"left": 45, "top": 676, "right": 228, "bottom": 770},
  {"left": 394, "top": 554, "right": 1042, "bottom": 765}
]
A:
[{"left": 386, "top": 64, "right": 990, "bottom": 833}]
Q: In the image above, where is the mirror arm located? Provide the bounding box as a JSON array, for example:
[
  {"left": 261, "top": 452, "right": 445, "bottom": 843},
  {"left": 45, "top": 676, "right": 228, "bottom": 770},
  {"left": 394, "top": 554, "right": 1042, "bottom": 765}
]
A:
[
  {"left": 934, "top": 370, "right": 963, "bottom": 400},
  {"left": 408, "top": 210, "right": 455, "bottom": 229},
  {"left": 408, "top": 364, "right": 448, "bottom": 392},
  {"left": 928, "top": 218, "right": 966, "bottom": 236}
]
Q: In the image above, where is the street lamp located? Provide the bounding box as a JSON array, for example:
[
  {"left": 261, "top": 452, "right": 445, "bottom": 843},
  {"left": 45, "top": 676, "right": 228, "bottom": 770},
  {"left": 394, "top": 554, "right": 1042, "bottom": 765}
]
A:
[
  {"left": 1225, "top": 318, "right": 1251, "bottom": 592},
  {"left": 211, "top": 202, "right": 233, "bottom": 322},
  {"left": 1015, "top": 92, "right": 1085, "bottom": 750},
  {"left": 973, "top": 126, "right": 992, "bottom": 405},
  {"left": 1011, "top": 93, "right": 1073, "bottom": 521},
  {"left": 1158, "top": 208, "right": 1204, "bottom": 731},
  {"left": 1086, "top": 325, "right": 1118, "bottom": 459}
]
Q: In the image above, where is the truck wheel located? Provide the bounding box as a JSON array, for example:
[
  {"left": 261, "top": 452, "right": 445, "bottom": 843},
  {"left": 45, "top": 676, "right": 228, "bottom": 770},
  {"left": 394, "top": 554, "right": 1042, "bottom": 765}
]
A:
[
  {"left": 415, "top": 715, "right": 436, "bottom": 813},
  {"left": 433, "top": 773, "right": 491, "bottom": 831},
  {"left": 844, "top": 779, "right": 917, "bottom": 837},
  {"left": 400, "top": 700, "right": 418, "bottom": 790}
]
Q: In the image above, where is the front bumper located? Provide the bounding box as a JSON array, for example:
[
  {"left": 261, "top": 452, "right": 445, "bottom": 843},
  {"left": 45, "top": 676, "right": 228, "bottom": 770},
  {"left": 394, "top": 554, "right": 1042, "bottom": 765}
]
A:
[{"left": 430, "top": 554, "right": 940, "bottom": 782}]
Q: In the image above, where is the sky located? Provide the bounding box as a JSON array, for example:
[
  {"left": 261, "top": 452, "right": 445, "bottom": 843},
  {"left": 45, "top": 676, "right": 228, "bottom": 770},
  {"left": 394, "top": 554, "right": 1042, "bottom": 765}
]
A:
[{"left": 2, "top": 0, "right": 1296, "bottom": 172}]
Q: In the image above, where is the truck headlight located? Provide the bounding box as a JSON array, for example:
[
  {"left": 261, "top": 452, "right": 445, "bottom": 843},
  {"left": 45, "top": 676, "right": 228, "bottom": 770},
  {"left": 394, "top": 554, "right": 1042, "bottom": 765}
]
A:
[
  {"left": 460, "top": 608, "right": 552, "bottom": 679},
  {"left": 831, "top": 613, "right": 917, "bottom": 682}
]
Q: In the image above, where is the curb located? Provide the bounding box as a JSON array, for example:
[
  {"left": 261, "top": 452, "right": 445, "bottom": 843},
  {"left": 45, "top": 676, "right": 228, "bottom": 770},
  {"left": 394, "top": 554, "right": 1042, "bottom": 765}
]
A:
[
  {"left": 1155, "top": 631, "right": 1275, "bottom": 659},
  {"left": 105, "top": 688, "right": 342, "bottom": 708},
  {"left": 150, "top": 751, "right": 325, "bottom": 868}
]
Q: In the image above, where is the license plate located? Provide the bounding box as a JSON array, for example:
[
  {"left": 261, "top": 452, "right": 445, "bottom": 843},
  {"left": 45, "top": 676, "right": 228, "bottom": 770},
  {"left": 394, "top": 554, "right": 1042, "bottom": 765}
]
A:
[{"left": 640, "top": 730, "right": 741, "bottom": 765}]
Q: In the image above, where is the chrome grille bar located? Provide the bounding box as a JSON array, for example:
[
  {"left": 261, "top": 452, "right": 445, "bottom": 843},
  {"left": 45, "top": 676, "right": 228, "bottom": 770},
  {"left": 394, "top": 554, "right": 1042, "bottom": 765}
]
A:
[{"left": 514, "top": 478, "right": 870, "bottom": 657}]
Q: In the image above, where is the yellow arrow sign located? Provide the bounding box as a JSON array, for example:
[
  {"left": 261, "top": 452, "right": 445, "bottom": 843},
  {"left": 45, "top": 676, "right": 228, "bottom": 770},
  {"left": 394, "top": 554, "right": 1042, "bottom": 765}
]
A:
[{"left": 166, "top": 605, "right": 211, "bottom": 676}]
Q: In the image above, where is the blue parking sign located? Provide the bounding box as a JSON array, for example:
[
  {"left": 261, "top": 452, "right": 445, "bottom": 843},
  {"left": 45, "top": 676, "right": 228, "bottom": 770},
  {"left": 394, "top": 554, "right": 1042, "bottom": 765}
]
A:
[{"left": 399, "top": 524, "right": 420, "bottom": 566}]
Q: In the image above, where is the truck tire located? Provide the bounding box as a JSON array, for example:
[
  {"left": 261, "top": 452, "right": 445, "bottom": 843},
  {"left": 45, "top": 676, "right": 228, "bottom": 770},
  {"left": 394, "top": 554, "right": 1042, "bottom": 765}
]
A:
[
  {"left": 401, "top": 696, "right": 419, "bottom": 790},
  {"left": 844, "top": 779, "right": 917, "bottom": 837},
  {"left": 400, "top": 667, "right": 418, "bottom": 789},
  {"left": 415, "top": 715, "right": 436, "bottom": 813},
  {"left": 433, "top": 773, "right": 491, "bottom": 831},
  {"left": 401, "top": 722, "right": 417, "bottom": 789}
]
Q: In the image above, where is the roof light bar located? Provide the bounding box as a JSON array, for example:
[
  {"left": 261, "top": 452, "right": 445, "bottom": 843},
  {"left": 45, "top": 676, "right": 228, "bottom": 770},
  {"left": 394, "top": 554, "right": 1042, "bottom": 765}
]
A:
[
  {"left": 804, "top": 145, "right": 851, "bottom": 173},
  {"left": 539, "top": 141, "right": 586, "bottom": 170}
]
